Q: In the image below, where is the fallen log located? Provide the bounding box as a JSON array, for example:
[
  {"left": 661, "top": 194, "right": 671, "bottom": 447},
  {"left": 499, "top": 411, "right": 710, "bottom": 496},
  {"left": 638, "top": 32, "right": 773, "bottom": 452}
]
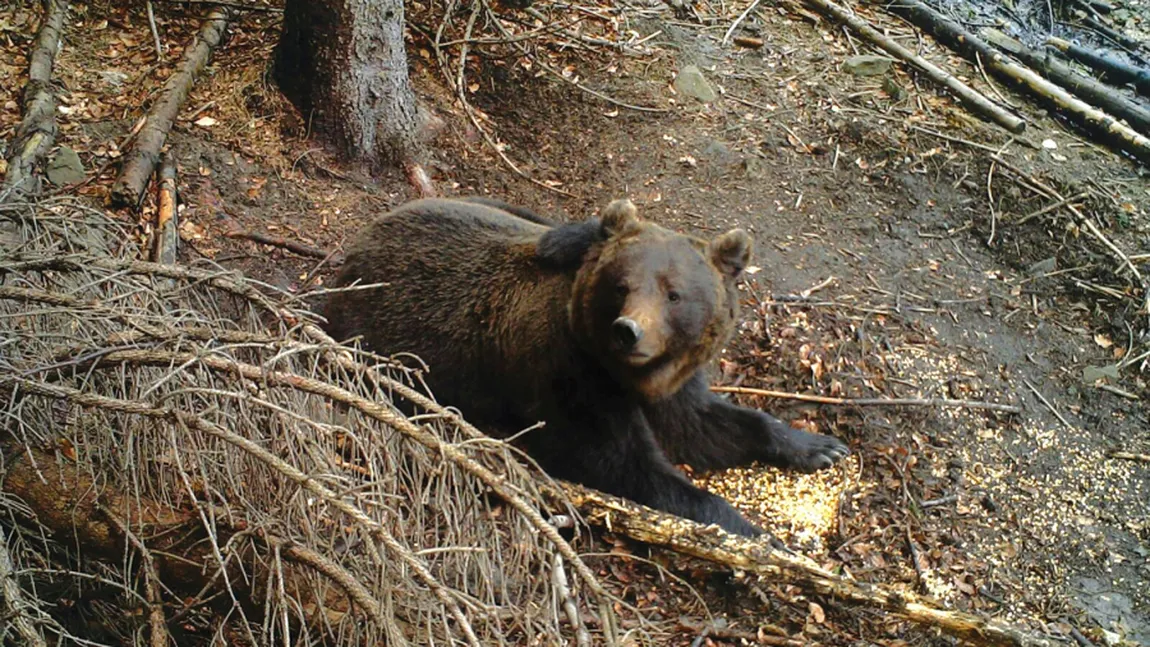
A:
[
  {"left": 981, "top": 29, "right": 1150, "bottom": 135},
  {"left": 884, "top": 0, "right": 1150, "bottom": 165},
  {"left": 1046, "top": 36, "right": 1150, "bottom": 97},
  {"left": 2, "top": 0, "right": 69, "bottom": 200},
  {"left": 111, "top": 8, "right": 232, "bottom": 209},
  {"left": 800, "top": 0, "right": 1025, "bottom": 133},
  {"left": 557, "top": 482, "right": 1065, "bottom": 647}
]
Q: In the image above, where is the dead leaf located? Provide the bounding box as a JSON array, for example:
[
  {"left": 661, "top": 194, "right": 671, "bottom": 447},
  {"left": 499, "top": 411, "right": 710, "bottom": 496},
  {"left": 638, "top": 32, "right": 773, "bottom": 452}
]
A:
[
  {"left": 1094, "top": 334, "right": 1113, "bottom": 349},
  {"left": 808, "top": 601, "right": 825, "bottom": 624},
  {"left": 194, "top": 116, "right": 218, "bottom": 128}
]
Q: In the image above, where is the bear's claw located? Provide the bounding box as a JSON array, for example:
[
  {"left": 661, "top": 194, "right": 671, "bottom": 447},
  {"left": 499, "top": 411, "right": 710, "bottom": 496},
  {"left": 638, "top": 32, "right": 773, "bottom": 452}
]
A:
[{"left": 790, "top": 433, "right": 850, "bottom": 473}]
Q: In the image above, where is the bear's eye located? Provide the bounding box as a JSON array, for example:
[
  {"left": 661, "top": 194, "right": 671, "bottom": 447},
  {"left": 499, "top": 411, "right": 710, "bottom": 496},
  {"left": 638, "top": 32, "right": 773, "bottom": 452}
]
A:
[
  {"left": 668, "top": 291, "right": 681, "bottom": 303},
  {"left": 615, "top": 284, "right": 629, "bottom": 297}
]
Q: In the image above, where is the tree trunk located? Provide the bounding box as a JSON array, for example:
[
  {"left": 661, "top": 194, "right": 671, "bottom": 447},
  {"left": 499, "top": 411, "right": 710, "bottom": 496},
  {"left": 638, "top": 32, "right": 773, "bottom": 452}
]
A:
[{"left": 275, "top": 0, "right": 421, "bottom": 169}]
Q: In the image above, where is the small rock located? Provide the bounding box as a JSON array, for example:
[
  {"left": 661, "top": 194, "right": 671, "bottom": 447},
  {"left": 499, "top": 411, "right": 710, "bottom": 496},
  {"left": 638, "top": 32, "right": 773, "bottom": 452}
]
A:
[
  {"left": 1082, "top": 364, "right": 1121, "bottom": 383},
  {"left": 673, "top": 65, "right": 717, "bottom": 103},
  {"left": 1027, "top": 256, "right": 1057, "bottom": 276},
  {"left": 882, "top": 75, "right": 908, "bottom": 101},
  {"left": 97, "top": 69, "right": 128, "bottom": 90},
  {"left": 980, "top": 494, "right": 997, "bottom": 513},
  {"left": 46, "top": 146, "right": 85, "bottom": 186},
  {"left": 701, "top": 139, "right": 731, "bottom": 160},
  {"left": 741, "top": 156, "right": 765, "bottom": 179},
  {"left": 844, "top": 55, "right": 892, "bottom": 77}
]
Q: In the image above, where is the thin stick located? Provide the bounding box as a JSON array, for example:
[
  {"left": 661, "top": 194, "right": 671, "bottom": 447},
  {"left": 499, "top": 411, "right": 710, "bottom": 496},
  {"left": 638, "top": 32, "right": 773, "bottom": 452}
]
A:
[
  {"left": 274, "top": 540, "right": 395, "bottom": 634},
  {"left": 1108, "top": 451, "right": 1150, "bottom": 463},
  {"left": 986, "top": 160, "right": 997, "bottom": 246},
  {"left": 711, "top": 385, "right": 1022, "bottom": 413},
  {"left": 224, "top": 230, "right": 330, "bottom": 260},
  {"left": 1022, "top": 380, "right": 1072, "bottom": 429},
  {"left": 907, "top": 124, "right": 1006, "bottom": 154},
  {"left": 147, "top": 1, "right": 164, "bottom": 58},
  {"left": 1015, "top": 192, "right": 1088, "bottom": 225},
  {"left": 155, "top": 0, "right": 281, "bottom": 11},
  {"left": 449, "top": 3, "right": 576, "bottom": 198},
  {"left": 723, "top": 0, "right": 763, "bottom": 45}
]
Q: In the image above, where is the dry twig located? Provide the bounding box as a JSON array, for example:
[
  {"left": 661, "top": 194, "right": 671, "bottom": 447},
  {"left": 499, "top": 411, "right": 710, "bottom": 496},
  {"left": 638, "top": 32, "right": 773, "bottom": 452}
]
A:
[{"left": 712, "top": 384, "right": 1022, "bottom": 413}]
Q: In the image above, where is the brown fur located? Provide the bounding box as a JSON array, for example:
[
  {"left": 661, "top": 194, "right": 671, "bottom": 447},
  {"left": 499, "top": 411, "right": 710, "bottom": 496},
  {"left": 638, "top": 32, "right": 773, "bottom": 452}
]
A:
[{"left": 323, "top": 196, "right": 846, "bottom": 538}]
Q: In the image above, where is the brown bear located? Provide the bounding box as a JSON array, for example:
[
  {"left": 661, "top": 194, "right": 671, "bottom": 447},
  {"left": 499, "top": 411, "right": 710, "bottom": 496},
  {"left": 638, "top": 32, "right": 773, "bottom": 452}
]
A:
[{"left": 323, "top": 197, "right": 849, "bottom": 537}]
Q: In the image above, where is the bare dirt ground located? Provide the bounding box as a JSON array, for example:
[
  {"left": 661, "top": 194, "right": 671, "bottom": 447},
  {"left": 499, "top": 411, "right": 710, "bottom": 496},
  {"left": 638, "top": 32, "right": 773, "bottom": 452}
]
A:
[{"left": 2, "top": 0, "right": 1148, "bottom": 645}]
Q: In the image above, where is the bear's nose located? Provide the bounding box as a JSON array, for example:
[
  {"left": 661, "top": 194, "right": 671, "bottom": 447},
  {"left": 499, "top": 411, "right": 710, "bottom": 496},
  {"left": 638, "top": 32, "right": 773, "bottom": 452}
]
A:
[{"left": 611, "top": 317, "right": 643, "bottom": 349}]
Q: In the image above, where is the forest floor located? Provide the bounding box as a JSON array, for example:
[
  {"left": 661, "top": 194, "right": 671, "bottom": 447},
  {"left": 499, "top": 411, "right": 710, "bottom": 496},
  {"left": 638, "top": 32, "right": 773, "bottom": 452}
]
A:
[{"left": 1, "top": 0, "right": 1148, "bottom": 645}]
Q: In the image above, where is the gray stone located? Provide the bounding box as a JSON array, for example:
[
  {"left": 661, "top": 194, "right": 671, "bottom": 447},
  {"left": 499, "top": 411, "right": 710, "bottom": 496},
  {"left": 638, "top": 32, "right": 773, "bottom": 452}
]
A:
[
  {"left": 741, "top": 156, "right": 765, "bottom": 179},
  {"left": 844, "top": 55, "right": 892, "bottom": 77},
  {"left": 46, "top": 146, "right": 85, "bottom": 186},
  {"left": 882, "top": 75, "right": 908, "bottom": 101},
  {"left": 1027, "top": 256, "right": 1057, "bottom": 276},
  {"left": 1082, "top": 364, "right": 1120, "bottom": 383},
  {"left": 97, "top": 70, "right": 129, "bottom": 91},
  {"left": 674, "top": 65, "right": 717, "bottom": 103}
]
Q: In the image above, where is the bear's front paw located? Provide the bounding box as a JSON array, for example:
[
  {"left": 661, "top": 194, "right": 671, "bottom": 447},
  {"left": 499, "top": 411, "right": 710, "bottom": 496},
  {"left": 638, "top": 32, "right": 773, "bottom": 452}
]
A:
[{"left": 764, "top": 418, "right": 850, "bottom": 473}]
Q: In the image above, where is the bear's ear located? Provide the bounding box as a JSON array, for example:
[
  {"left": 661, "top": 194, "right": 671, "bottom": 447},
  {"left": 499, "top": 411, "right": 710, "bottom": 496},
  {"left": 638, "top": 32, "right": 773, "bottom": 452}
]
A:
[
  {"left": 599, "top": 199, "right": 639, "bottom": 238},
  {"left": 708, "top": 229, "right": 752, "bottom": 278}
]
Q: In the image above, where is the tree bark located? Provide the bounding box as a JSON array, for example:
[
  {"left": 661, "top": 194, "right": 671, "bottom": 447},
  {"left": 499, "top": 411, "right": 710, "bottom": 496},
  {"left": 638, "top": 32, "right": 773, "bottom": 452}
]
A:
[{"left": 275, "top": 0, "right": 421, "bottom": 169}]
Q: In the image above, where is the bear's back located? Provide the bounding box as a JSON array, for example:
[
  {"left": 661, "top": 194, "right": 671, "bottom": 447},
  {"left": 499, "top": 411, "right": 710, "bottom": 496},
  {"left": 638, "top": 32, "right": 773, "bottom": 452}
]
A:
[{"left": 324, "top": 199, "right": 577, "bottom": 429}]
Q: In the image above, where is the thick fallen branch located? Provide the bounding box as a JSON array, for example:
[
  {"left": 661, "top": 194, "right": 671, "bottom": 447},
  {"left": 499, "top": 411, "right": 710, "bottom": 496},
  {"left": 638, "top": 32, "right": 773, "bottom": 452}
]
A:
[
  {"left": 2, "top": 0, "right": 69, "bottom": 199},
  {"left": 712, "top": 384, "right": 1023, "bottom": 413},
  {"left": 983, "top": 29, "right": 1150, "bottom": 136},
  {"left": 801, "top": 0, "right": 1026, "bottom": 133},
  {"left": 152, "top": 152, "right": 179, "bottom": 264},
  {"left": 111, "top": 8, "right": 232, "bottom": 209},
  {"left": 558, "top": 483, "right": 1064, "bottom": 647},
  {"left": 884, "top": 0, "right": 1150, "bottom": 165},
  {"left": 1046, "top": 36, "right": 1150, "bottom": 97}
]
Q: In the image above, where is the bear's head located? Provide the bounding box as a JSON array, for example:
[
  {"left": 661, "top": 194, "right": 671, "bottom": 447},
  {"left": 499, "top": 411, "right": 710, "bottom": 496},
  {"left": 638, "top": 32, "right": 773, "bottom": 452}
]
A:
[{"left": 569, "top": 199, "right": 752, "bottom": 401}]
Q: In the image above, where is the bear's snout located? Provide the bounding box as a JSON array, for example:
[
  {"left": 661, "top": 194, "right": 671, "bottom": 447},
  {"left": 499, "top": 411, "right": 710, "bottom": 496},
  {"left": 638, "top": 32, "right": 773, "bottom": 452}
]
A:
[{"left": 612, "top": 317, "right": 643, "bottom": 350}]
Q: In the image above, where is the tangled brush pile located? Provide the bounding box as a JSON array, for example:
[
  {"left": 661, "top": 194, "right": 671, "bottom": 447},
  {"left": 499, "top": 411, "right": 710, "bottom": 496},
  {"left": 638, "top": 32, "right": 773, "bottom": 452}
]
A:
[{"left": 0, "top": 197, "right": 615, "bottom": 646}]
